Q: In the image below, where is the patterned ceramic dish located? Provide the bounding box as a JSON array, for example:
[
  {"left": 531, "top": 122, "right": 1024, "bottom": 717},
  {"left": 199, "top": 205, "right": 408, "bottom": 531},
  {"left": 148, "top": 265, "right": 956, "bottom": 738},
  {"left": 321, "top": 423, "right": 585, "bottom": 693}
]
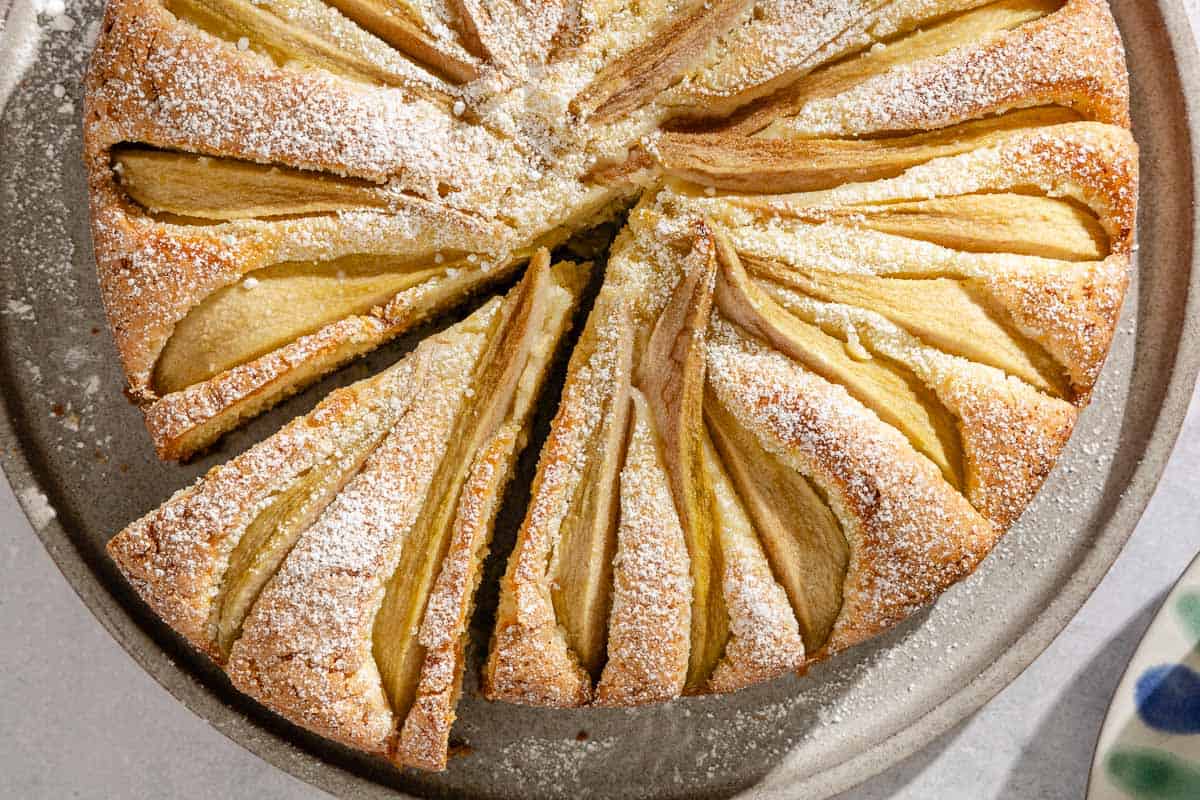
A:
[{"left": 1090, "top": 552, "right": 1200, "bottom": 800}]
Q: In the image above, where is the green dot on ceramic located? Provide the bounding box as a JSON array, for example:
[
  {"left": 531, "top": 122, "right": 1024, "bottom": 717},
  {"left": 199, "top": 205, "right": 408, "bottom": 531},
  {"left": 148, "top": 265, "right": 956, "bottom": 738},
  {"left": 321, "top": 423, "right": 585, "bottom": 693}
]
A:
[
  {"left": 1107, "top": 747, "right": 1200, "bottom": 799},
  {"left": 1175, "top": 591, "right": 1200, "bottom": 643}
]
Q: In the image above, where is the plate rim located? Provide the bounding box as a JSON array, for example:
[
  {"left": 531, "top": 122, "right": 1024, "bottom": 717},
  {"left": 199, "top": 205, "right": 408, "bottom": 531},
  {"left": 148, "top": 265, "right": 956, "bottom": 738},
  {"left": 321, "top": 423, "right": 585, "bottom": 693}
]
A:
[{"left": 2, "top": 2, "right": 1199, "bottom": 798}]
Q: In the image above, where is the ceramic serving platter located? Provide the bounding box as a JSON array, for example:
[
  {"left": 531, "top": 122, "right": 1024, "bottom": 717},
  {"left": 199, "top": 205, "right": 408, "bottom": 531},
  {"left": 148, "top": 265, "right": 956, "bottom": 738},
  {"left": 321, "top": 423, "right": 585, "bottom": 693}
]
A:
[
  {"left": 1090, "top": 553, "right": 1200, "bottom": 800},
  {"left": 2, "top": 1, "right": 1199, "bottom": 798}
]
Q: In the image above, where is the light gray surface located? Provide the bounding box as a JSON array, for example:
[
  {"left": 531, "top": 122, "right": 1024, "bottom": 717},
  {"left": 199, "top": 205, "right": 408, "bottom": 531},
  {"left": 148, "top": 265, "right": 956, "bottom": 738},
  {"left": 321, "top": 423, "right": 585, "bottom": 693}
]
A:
[{"left": 2, "top": 5, "right": 1198, "bottom": 800}]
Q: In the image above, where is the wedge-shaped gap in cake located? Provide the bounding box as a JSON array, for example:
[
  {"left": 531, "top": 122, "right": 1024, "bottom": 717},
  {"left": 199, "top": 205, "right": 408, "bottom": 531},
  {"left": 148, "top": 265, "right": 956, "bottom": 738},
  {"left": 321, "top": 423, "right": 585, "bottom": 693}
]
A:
[
  {"left": 714, "top": 234, "right": 966, "bottom": 489},
  {"left": 744, "top": 255, "right": 1072, "bottom": 400},
  {"left": 112, "top": 146, "right": 416, "bottom": 222},
  {"left": 726, "top": 0, "right": 1065, "bottom": 134},
  {"left": 371, "top": 254, "right": 587, "bottom": 726},
  {"left": 151, "top": 251, "right": 477, "bottom": 396},
  {"left": 652, "top": 107, "right": 1083, "bottom": 193},
  {"left": 705, "top": 389, "right": 849, "bottom": 654},
  {"left": 163, "top": 0, "right": 454, "bottom": 91}
]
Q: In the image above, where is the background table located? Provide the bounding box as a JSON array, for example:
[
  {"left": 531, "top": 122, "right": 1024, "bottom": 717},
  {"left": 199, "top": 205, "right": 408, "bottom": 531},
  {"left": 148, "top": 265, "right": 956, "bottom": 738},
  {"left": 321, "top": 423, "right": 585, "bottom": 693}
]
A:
[{"left": 2, "top": 2, "right": 1198, "bottom": 797}]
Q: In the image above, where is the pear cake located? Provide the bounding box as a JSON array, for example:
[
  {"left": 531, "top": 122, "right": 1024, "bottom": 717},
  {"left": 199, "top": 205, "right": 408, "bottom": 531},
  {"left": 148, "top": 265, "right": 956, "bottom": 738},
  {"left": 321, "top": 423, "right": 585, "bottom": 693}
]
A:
[{"left": 92, "top": 0, "right": 1136, "bottom": 773}]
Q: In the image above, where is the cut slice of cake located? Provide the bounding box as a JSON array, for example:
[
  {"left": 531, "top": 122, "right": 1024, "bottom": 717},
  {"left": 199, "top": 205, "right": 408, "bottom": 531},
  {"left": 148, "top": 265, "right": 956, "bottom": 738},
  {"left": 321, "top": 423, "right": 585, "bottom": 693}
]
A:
[
  {"left": 108, "top": 252, "right": 589, "bottom": 768},
  {"left": 485, "top": 196, "right": 808, "bottom": 706},
  {"left": 84, "top": 0, "right": 626, "bottom": 460}
]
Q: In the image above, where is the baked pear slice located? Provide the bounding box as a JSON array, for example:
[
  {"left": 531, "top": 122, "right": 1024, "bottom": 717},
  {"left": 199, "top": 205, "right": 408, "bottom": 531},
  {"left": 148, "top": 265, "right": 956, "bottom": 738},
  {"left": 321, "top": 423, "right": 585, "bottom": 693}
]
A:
[
  {"left": 571, "top": 0, "right": 752, "bottom": 122},
  {"left": 320, "top": 0, "right": 483, "bottom": 83},
  {"left": 705, "top": 318, "right": 1003, "bottom": 661},
  {"left": 110, "top": 146, "right": 433, "bottom": 221},
  {"left": 652, "top": 108, "right": 1084, "bottom": 194},
  {"left": 164, "top": 0, "right": 456, "bottom": 96},
  {"left": 632, "top": 228, "right": 728, "bottom": 692},
  {"left": 110, "top": 253, "right": 588, "bottom": 769}
]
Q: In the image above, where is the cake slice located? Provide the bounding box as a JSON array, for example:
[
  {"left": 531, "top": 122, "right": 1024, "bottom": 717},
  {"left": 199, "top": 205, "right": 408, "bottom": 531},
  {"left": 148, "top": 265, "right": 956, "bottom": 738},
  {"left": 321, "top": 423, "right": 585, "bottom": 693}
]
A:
[
  {"left": 485, "top": 196, "right": 807, "bottom": 706},
  {"left": 108, "top": 252, "right": 589, "bottom": 768},
  {"left": 85, "top": 0, "right": 620, "bottom": 460}
]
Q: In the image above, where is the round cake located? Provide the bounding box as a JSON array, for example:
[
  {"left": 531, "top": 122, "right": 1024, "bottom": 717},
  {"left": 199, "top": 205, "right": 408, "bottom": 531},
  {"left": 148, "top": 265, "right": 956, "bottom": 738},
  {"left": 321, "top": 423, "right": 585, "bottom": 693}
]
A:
[{"left": 90, "top": 0, "right": 1137, "bottom": 773}]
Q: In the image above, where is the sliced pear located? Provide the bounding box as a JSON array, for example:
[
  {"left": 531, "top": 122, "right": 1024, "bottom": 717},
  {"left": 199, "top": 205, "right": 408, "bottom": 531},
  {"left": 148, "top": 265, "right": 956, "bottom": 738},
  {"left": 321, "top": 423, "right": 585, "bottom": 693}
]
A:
[
  {"left": 215, "top": 418, "right": 387, "bottom": 657},
  {"left": 654, "top": 108, "right": 1081, "bottom": 193},
  {"left": 112, "top": 148, "right": 392, "bottom": 220},
  {"left": 153, "top": 255, "right": 447, "bottom": 395},
  {"left": 322, "top": 0, "right": 480, "bottom": 82},
  {"left": 635, "top": 234, "right": 728, "bottom": 691},
  {"left": 747, "top": 258, "right": 1069, "bottom": 397},
  {"left": 448, "top": 0, "right": 522, "bottom": 72},
  {"left": 705, "top": 392, "right": 848, "bottom": 652},
  {"left": 551, "top": 318, "right": 635, "bottom": 678},
  {"left": 736, "top": 0, "right": 1062, "bottom": 134},
  {"left": 165, "top": 0, "right": 441, "bottom": 89},
  {"left": 714, "top": 234, "right": 964, "bottom": 488},
  {"left": 372, "top": 253, "right": 583, "bottom": 724},
  {"left": 572, "top": 0, "right": 752, "bottom": 122},
  {"left": 822, "top": 194, "right": 1108, "bottom": 262}
]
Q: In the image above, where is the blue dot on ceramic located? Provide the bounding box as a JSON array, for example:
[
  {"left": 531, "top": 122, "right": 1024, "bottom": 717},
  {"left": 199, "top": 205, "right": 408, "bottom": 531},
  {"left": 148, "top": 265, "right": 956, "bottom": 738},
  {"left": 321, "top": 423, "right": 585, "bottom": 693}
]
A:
[{"left": 1135, "top": 664, "right": 1200, "bottom": 734}]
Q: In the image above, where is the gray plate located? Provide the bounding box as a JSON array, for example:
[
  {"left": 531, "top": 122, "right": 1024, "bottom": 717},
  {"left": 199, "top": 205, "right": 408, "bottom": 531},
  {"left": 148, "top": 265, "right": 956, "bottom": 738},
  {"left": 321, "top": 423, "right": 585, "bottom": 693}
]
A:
[{"left": 2, "top": 2, "right": 1198, "bottom": 798}]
